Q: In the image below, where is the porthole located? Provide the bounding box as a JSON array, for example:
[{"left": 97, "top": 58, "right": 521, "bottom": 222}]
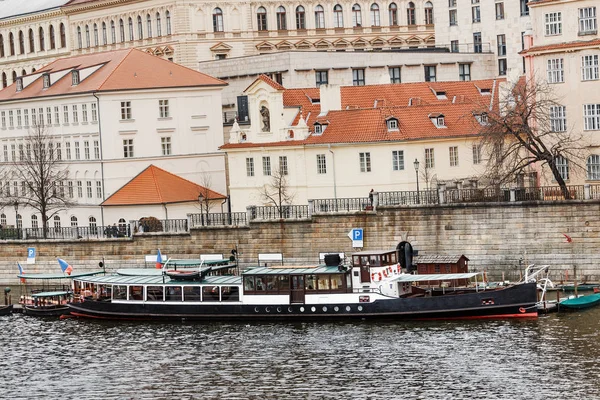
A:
[
  {"left": 288, "top": 307, "right": 293, "bottom": 312},
  {"left": 277, "top": 307, "right": 282, "bottom": 313},
  {"left": 346, "top": 306, "right": 351, "bottom": 312},
  {"left": 357, "top": 305, "right": 363, "bottom": 311},
  {"left": 254, "top": 307, "right": 259, "bottom": 313},
  {"left": 311, "top": 306, "right": 316, "bottom": 312},
  {"left": 265, "top": 307, "right": 271, "bottom": 313},
  {"left": 334, "top": 306, "right": 339, "bottom": 312},
  {"left": 300, "top": 307, "right": 305, "bottom": 312},
  {"left": 322, "top": 306, "right": 327, "bottom": 312}
]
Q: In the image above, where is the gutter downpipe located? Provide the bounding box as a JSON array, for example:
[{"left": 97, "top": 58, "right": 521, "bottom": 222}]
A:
[
  {"left": 328, "top": 144, "right": 337, "bottom": 209},
  {"left": 93, "top": 92, "right": 106, "bottom": 227}
]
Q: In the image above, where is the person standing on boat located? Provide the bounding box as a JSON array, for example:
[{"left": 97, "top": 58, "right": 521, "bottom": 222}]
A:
[{"left": 369, "top": 189, "right": 374, "bottom": 206}]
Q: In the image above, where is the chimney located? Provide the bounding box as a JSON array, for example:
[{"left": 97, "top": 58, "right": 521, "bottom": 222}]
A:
[{"left": 319, "top": 84, "right": 341, "bottom": 115}]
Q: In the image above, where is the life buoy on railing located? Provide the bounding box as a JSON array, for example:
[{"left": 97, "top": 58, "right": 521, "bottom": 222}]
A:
[
  {"left": 371, "top": 272, "right": 376, "bottom": 281},
  {"left": 519, "top": 307, "right": 526, "bottom": 313},
  {"left": 378, "top": 272, "right": 382, "bottom": 281}
]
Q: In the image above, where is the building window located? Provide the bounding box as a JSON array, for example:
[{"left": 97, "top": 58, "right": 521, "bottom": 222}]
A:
[
  {"left": 94, "top": 140, "right": 100, "bottom": 159},
  {"left": 314, "top": 124, "right": 323, "bottom": 134},
  {"left": 495, "top": 2, "right": 504, "bottom": 20},
  {"left": 498, "top": 59, "right": 507, "bottom": 76},
  {"left": 96, "top": 181, "right": 102, "bottom": 198},
  {"left": 545, "top": 12, "right": 562, "bottom": 36},
  {"left": 317, "top": 154, "right": 327, "bottom": 174},
  {"left": 449, "top": 146, "right": 459, "bottom": 167},
  {"left": 472, "top": 4, "right": 481, "bottom": 23},
  {"left": 547, "top": 58, "right": 564, "bottom": 83},
  {"left": 316, "top": 70, "right": 328, "bottom": 87},
  {"left": 392, "top": 150, "right": 404, "bottom": 171},
  {"left": 123, "top": 139, "right": 134, "bottom": 158},
  {"left": 77, "top": 27, "right": 82, "bottom": 49},
  {"left": 77, "top": 181, "right": 83, "bottom": 198},
  {"left": 425, "top": 148, "right": 435, "bottom": 168},
  {"left": 388, "top": 119, "right": 398, "bottom": 130},
  {"left": 87, "top": 181, "right": 93, "bottom": 198},
  {"left": 587, "top": 155, "right": 600, "bottom": 180},
  {"left": 128, "top": 18, "right": 134, "bottom": 40},
  {"left": 473, "top": 32, "right": 482, "bottom": 53},
  {"left": 296, "top": 6, "right": 306, "bottom": 29},
  {"left": 472, "top": 144, "right": 482, "bottom": 164},
  {"left": 72, "top": 70, "right": 80, "bottom": 86},
  {"left": 60, "top": 23, "right": 66, "bottom": 48},
  {"left": 63, "top": 105, "right": 69, "bottom": 124},
  {"left": 334, "top": 5, "right": 344, "bottom": 28},
  {"left": 279, "top": 156, "right": 288, "bottom": 175},
  {"left": 315, "top": 5, "right": 325, "bottom": 29},
  {"left": 424, "top": 1, "right": 433, "bottom": 25},
  {"left": 459, "top": 64, "right": 471, "bottom": 81},
  {"left": 102, "top": 22, "right": 107, "bottom": 44},
  {"left": 424, "top": 66, "right": 436, "bottom": 82},
  {"left": 582, "top": 55, "right": 599, "bottom": 81},
  {"left": 497, "top": 34, "right": 506, "bottom": 56},
  {"left": 389, "top": 3, "right": 398, "bottom": 26},
  {"left": 579, "top": 7, "right": 597, "bottom": 35},
  {"left": 68, "top": 181, "right": 74, "bottom": 198},
  {"left": 111, "top": 20, "right": 116, "bottom": 43},
  {"left": 262, "top": 156, "right": 271, "bottom": 176},
  {"left": 389, "top": 67, "right": 401, "bottom": 83},
  {"left": 449, "top": 9, "right": 457, "bottom": 26},
  {"left": 65, "top": 142, "right": 71, "bottom": 160},
  {"left": 159, "top": 99, "right": 169, "bottom": 118},
  {"left": 166, "top": 11, "right": 172, "bottom": 35},
  {"left": 54, "top": 106, "right": 59, "bottom": 124},
  {"left": 161, "top": 137, "right": 171, "bottom": 155},
  {"left": 75, "top": 142, "right": 80, "bottom": 160},
  {"left": 257, "top": 7, "right": 268, "bottom": 31},
  {"left": 71, "top": 105, "right": 78, "bottom": 123},
  {"left": 451, "top": 40, "right": 459, "bottom": 53},
  {"left": 550, "top": 105, "right": 567, "bottom": 132},
  {"left": 277, "top": 6, "right": 287, "bottom": 30},
  {"left": 407, "top": 2, "right": 415, "bottom": 25},
  {"left": 56, "top": 142, "right": 62, "bottom": 160},
  {"left": 16, "top": 110, "right": 21, "bottom": 127},
  {"left": 39, "top": 27, "right": 45, "bottom": 51},
  {"left": 353, "top": 69, "right": 365, "bottom": 86},
  {"left": 584, "top": 104, "right": 600, "bottom": 130},
  {"left": 370, "top": 4, "right": 380, "bottom": 26},
  {"left": 352, "top": 4, "right": 362, "bottom": 27},
  {"left": 121, "top": 101, "right": 132, "bottom": 120},
  {"left": 246, "top": 157, "right": 255, "bottom": 177},
  {"left": 82, "top": 104, "right": 88, "bottom": 123},
  {"left": 520, "top": 0, "right": 529, "bottom": 16},
  {"left": 91, "top": 103, "right": 97, "bottom": 122},
  {"left": 84, "top": 140, "right": 90, "bottom": 160},
  {"left": 120, "top": 19, "right": 125, "bottom": 42},
  {"left": 359, "top": 152, "right": 371, "bottom": 172},
  {"left": 146, "top": 14, "right": 153, "bottom": 38},
  {"left": 556, "top": 156, "right": 569, "bottom": 180},
  {"left": 93, "top": 23, "right": 98, "bottom": 45}
]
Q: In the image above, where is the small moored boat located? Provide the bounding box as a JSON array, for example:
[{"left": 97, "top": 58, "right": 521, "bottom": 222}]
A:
[
  {"left": 0, "top": 304, "right": 13, "bottom": 316},
  {"left": 24, "top": 291, "right": 71, "bottom": 317},
  {"left": 559, "top": 292, "right": 600, "bottom": 311}
]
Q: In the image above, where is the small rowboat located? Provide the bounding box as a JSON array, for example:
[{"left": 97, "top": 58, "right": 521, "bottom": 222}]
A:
[
  {"left": 559, "top": 293, "right": 600, "bottom": 311},
  {"left": 0, "top": 304, "right": 13, "bottom": 316},
  {"left": 165, "top": 269, "right": 201, "bottom": 281}
]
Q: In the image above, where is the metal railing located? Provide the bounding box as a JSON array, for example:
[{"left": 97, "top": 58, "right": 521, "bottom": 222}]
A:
[
  {"left": 14, "top": 225, "right": 132, "bottom": 240},
  {"left": 313, "top": 197, "right": 371, "bottom": 212},
  {"left": 190, "top": 212, "right": 247, "bottom": 227},
  {"left": 250, "top": 205, "right": 309, "bottom": 220},
  {"left": 379, "top": 190, "right": 439, "bottom": 206},
  {"left": 445, "top": 187, "right": 505, "bottom": 203}
]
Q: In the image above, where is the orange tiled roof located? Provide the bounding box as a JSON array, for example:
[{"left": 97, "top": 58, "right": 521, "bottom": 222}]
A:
[
  {"left": 0, "top": 49, "right": 226, "bottom": 102},
  {"left": 102, "top": 165, "right": 227, "bottom": 206},
  {"left": 244, "top": 74, "right": 286, "bottom": 92},
  {"left": 521, "top": 38, "right": 600, "bottom": 55}
]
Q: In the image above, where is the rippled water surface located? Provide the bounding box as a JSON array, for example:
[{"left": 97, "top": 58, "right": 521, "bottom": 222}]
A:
[{"left": 1, "top": 308, "right": 600, "bottom": 399}]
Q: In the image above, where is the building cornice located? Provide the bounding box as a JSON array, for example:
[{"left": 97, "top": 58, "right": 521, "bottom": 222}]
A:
[
  {"left": 62, "top": 0, "right": 148, "bottom": 14},
  {"left": 0, "top": 9, "right": 65, "bottom": 27}
]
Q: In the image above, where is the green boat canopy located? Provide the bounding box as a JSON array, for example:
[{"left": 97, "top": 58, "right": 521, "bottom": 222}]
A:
[{"left": 32, "top": 291, "right": 70, "bottom": 298}]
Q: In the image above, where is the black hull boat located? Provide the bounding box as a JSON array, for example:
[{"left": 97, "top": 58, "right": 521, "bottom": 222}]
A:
[
  {"left": 23, "top": 305, "right": 71, "bottom": 317},
  {"left": 0, "top": 304, "right": 13, "bottom": 316},
  {"left": 67, "top": 246, "right": 540, "bottom": 322}
]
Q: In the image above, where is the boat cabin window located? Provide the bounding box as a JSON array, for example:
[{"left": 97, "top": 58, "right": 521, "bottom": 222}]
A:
[
  {"left": 266, "top": 275, "right": 278, "bottom": 291},
  {"left": 183, "top": 286, "right": 201, "bottom": 301},
  {"left": 113, "top": 285, "right": 127, "bottom": 300},
  {"left": 244, "top": 277, "right": 255, "bottom": 291},
  {"left": 305, "top": 274, "right": 316, "bottom": 291},
  {"left": 332, "top": 275, "right": 343, "bottom": 290},
  {"left": 279, "top": 275, "right": 290, "bottom": 290},
  {"left": 129, "top": 285, "right": 143, "bottom": 300},
  {"left": 255, "top": 277, "right": 266, "bottom": 291},
  {"left": 221, "top": 286, "right": 240, "bottom": 302},
  {"left": 99, "top": 284, "right": 111, "bottom": 300},
  {"left": 318, "top": 275, "right": 330, "bottom": 290},
  {"left": 203, "top": 286, "right": 220, "bottom": 301},
  {"left": 166, "top": 286, "right": 182, "bottom": 301},
  {"left": 146, "top": 286, "right": 164, "bottom": 301}
]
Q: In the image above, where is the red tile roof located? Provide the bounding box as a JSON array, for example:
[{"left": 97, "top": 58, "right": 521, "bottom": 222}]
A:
[
  {"left": 102, "top": 165, "right": 226, "bottom": 206},
  {"left": 244, "top": 74, "right": 286, "bottom": 92},
  {"left": 0, "top": 49, "right": 226, "bottom": 102},
  {"left": 521, "top": 38, "right": 600, "bottom": 55}
]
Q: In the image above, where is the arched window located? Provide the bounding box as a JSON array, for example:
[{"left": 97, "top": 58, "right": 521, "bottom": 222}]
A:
[
  {"left": 32, "top": 67, "right": 36, "bottom": 73},
  {"left": 0, "top": 34, "right": 4, "bottom": 57},
  {"left": 407, "top": 2, "right": 416, "bottom": 25},
  {"left": 137, "top": 15, "right": 143, "bottom": 39},
  {"left": 18, "top": 31, "right": 24, "bottom": 54},
  {"left": 60, "top": 23, "right": 66, "bottom": 48},
  {"left": 315, "top": 5, "right": 325, "bottom": 29},
  {"left": 89, "top": 216, "right": 97, "bottom": 232},
  {"left": 425, "top": 1, "right": 434, "bottom": 25},
  {"left": 128, "top": 18, "right": 134, "bottom": 41},
  {"left": 21, "top": 69, "right": 26, "bottom": 76},
  {"left": 156, "top": 13, "right": 162, "bottom": 36},
  {"left": 146, "top": 14, "right": 152, "bottom": 38},
  {"left": 296, "top": 6, "right": 305, "bottom": 29},
  {"left": 53, "top": 215, "right": 61, "bottom": 231},
  {"left": 16, "top": 214, "right": 22, "bottom": 230},
  {"left": 587, "top": 155, "right": 600, "bottom": 180},
  {"left": 102, "top": 22, "right": 107, "bottom": 44},
  {"left": 352, "top": 4, "right": 362, "bottom": 27},
  {"left": 49, "top": 25, "right": 56, "bottom": 49},
  {"left": 28, "top": 29, "right": 34, "bottom": 53},
  {"left": 257, "top": 7, "right": 268, "bottom": 31},
  {"left": 119, "top": 19, "right": 125, "bottom": 42},
  {"left": 12, "top": 71, "right": 16, "bottom": 84},
  {"left": 213, "top": 8, "right": 224, "bottom": 32},
  {"left": 93, "top": 23, "right": 98, "bottom": 46},
  {"left": 333, "top": 5, "right": 344, "bottom": 28},
  {"left": 39, "top": 27, "right": 45, "bottom": 51},
  {"left": 9, "top": 32, "right": 15, "bottom": 56},
  {"left": 166, "top": 11, "right": 171, "bottom": 35},
  {"left": 70, "top": 216, "right": 78, "bottom": 227},
  {"left": 1, "top": 72, "right": 6, "bottom": 88},
  {"left": 111, "top": 20, "right": 116, "bottom": 43},
  {"left": 0, "top": 214, "right": 6, "bottom": 227},
  {"left": 77, "top": 26, "right": 82, "bottom": 49},
  {"left": 31, "top": 215, "right": 38, "bottom": 229},
  {"left": 118, "top": 218, "right": 127, "bottom": 236},
  {"left": 85, "top": 25, "right": 90, "bottom": 47},
  {"left": 277, "top": 6, "right": 287, "bottom": 30},
  {"left": 370, "top": 4, "right": 380, "bottom": 26}
]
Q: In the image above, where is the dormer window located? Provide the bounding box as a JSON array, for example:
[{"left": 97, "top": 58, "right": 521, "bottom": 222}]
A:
[
  {"left": 429, "top": 113, "right": 446, "bottom": 128},
  {"left": 435, "top": 90, "right": 447, "bottom": 100},
  {"left": 387, "top": 118, "right": 399, "bottom": 130},
  {"left": 437, "top": 116, "right": 445, "bottom": 126},
  {"left": 72, "top": 70, "right": 80, "bottom": 86},
  {"left": 16, "top": 78, "right": 23, "bottom": 92},
  {"left": 475, "top": 112, "right": 488, "bottom": 125},
  {"left": 42, "top": 74, "right": 50, "bottom": 89},
  {"left": 314, "top": 123, "right": 323, "bottom": 134}
]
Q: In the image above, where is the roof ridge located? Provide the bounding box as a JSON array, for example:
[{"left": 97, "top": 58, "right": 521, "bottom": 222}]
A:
[{"left": 149, "top": 165, "right": 165, "bottom": 204}]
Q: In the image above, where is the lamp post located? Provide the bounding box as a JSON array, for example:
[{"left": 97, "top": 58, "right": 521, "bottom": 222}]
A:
[
  {"left": 413, "top": 158, "right": 420, "bottom": 204},
  {"left": 13, "top": 201, "right": 19, "bottom": 234}
]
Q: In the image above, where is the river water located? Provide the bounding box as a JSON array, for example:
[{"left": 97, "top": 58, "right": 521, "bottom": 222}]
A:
[{"left": 1, "top": 308, "right": 599, "bottom": 400}]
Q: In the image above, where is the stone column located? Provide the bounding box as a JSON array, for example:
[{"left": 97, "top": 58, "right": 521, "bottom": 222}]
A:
[
  {"left": 510, "top": 188, "right": 516, "bottom": 202},
  {"left": 438, "top": 183, "right": 446, "bottom": 204},
  {"left": 584, "top": 184, "right": 591, "bottom": 200},
  {"left": 308, "top": 199, "right": 314, "bottom": 217}
]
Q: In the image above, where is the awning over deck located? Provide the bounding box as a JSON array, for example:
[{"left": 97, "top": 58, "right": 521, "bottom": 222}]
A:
[{"left": 17, "top": 270, "right": 104, "bottom": 280}]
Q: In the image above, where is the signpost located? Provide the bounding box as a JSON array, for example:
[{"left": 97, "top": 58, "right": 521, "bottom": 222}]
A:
[
  {"left": 27, "top": 247, "right": 36, "bottom": 264},
  {"left": 347, "top": 228, "right": 363, "bottom": 248}
]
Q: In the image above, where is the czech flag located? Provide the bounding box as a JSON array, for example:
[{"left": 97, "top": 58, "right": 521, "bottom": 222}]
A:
[
  {"left": 17, "top": 262, "right": 26, "bottom": 283},
  {"left": 58, "top": 258, "right": 73, "bottom": 275},
  {"left": 155, "top": 249, "right": 163, "bottom": 269}
]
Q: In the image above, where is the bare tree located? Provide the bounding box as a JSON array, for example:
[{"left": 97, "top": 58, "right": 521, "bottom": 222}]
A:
[
  {"left": 476, "top": 77, "right": 585, "bottom": 199},
  {"left": 197, "top": 172, "right": 213, "bottom": 223},
  {"left": 8, "top": 123, "right": 74, "bottom": 237},
  {"left": 259, "top": 165, "right": 294, "bottom": 218},
  {"left": 420, "top": 164, "right": 437, "bottom": 190}
]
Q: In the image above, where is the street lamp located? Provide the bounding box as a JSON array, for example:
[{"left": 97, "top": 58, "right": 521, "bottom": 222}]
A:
[
  {"left": 413, "top": 159, "right": 420, "bottom": 204},
  {"left": 13, "top": 200, "right": 19, "bottom": 231}
]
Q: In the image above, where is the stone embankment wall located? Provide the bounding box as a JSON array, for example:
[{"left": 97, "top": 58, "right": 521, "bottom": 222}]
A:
[{"left": 1, "top": 201, "right": 598, "bottom": 285}]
